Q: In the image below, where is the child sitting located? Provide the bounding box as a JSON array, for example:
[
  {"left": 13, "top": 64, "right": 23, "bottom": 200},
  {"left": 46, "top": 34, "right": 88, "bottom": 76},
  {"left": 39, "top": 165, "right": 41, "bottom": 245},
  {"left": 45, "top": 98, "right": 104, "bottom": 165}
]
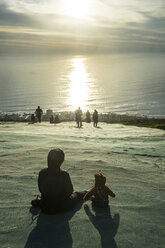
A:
[
  {"left": 31, "top": 148, "right": 86, "bottom": 214},
  {"left": 83, "top": 173, "right": 115, "bottom": 207}
]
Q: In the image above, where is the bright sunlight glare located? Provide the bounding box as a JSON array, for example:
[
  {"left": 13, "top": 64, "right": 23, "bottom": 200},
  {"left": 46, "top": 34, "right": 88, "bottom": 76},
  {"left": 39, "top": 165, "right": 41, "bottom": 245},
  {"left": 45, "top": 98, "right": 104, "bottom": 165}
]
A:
[
  {"left": 61, "top": 0, "right": 90, "bottom": 19},
  {"left": 68, "top": 58, "right": 91, "bottom": 110}
]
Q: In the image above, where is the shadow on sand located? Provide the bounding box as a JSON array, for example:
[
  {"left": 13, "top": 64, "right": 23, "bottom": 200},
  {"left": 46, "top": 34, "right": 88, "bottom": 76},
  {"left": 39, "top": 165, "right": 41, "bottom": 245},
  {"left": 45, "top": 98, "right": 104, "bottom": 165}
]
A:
[
  {"left": 84, "top": 204, "right": 120, "bottom": 248},
  {"left": 24, "top": 203, "right": 83, "bottom": 248}
]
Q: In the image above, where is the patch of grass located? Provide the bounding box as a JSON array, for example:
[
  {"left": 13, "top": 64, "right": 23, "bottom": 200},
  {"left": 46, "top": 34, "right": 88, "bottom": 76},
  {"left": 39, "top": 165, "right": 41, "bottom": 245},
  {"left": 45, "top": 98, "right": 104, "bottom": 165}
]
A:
[{"left": 106, "top": 119, "right": 165, "bottom": 130}]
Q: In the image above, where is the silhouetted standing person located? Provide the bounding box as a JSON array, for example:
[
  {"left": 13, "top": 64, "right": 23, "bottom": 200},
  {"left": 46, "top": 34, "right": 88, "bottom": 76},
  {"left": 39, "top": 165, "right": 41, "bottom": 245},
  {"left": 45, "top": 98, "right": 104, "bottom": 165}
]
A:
[
  {"left": 75, "top": 107, "right": 82, "bottom": 127},
  {"left": 93, "top": 109, "right": 98, "bottom": 127},
  {"left": 86, "top": 110, "right": 91, "bottom": 123},
  {"left": 35, "top": 106, "right": 43, "bottom": 123}
]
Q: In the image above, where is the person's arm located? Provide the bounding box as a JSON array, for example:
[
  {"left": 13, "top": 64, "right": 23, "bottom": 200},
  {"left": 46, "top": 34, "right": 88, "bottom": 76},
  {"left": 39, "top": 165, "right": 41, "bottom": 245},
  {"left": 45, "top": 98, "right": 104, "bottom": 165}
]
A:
[
  {"left": 38, "top": 170, "right": 44, "bottom": 193},
  {"left": 64, "top": 173, "right": 74, "bottom": 196},
  {"left": 83, "top": 187, "right": 95, "bottom": 201},
  {"left": 105, "top": 185, "right": 116, "bottom": 197}
]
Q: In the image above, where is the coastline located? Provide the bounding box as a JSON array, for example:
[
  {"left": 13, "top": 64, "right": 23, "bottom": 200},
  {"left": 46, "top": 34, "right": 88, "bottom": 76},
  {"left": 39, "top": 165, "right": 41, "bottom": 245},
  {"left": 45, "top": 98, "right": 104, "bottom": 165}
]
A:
[{"left": 0, "top": 113, "right": 165, "bottom": 130}]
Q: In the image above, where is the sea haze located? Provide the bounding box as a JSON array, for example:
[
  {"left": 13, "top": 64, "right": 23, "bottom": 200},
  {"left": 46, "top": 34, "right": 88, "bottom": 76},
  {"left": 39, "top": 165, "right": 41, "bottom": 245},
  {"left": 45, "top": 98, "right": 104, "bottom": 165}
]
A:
[{"left": 0, "top": 53, "right": 164, "bottom": 117}]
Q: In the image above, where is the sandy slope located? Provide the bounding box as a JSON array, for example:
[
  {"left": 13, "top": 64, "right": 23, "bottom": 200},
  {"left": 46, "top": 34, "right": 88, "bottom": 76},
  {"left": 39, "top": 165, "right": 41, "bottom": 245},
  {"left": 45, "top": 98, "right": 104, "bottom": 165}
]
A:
[{"left": 0, "top": 122, "right": 165, "bottom": 248}]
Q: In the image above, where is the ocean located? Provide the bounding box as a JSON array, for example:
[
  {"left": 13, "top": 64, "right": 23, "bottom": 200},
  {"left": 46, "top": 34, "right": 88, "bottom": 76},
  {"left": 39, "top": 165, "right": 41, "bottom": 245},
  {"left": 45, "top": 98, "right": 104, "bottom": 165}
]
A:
[{"left": 0, "top": 53, "right": 165, "bottom": 117}]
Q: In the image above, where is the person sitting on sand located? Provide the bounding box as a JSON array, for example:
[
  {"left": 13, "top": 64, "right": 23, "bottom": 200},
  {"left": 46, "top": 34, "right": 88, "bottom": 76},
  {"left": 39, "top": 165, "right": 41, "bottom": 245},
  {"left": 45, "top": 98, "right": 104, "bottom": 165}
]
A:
[
  {"left": 83, "top": 173, "right": 115, "bottom": 208},
  {"left": 31, "top": 148, "right": 86, "bottom": 214},
  {"left": 54, "top": 114, "right": 60, "bottom": 124},
  {"left": 31, "top": 114, "right": 36, "bottom": 124},
  {"left": 49, "top": 115, "right": 54, "bottom": 124}
]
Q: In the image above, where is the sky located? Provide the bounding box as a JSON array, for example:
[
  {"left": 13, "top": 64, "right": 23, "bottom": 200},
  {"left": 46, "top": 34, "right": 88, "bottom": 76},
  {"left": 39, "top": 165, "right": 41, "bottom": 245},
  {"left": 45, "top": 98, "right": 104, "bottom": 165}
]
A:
[{"left": 0, "top": 0, "right": 165, "bottom": 53}]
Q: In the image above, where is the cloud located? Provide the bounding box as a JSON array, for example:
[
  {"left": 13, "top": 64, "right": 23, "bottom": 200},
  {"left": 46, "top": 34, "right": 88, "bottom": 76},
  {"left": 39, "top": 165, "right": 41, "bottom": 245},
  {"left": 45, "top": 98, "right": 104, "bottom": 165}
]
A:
[
  {"left": 0, "top": 2, "right": 43, "bottom": 28},
  {"left": 0, "top": 0, "right": 165, "bottom": 53}
]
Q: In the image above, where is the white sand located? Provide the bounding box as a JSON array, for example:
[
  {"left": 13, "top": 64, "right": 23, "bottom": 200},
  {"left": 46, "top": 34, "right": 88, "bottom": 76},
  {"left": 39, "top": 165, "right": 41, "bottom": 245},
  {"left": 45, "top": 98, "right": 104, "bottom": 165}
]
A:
[{"left": 0, "top": 122, "right": 165, "bottom": 248}]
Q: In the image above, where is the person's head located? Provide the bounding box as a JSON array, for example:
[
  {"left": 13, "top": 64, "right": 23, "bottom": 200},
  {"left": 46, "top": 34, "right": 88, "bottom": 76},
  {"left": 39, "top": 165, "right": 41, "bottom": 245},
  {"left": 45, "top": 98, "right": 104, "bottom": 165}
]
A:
[
  {"left": 47, "top": 148, "right": 65, "bottom": 170},
  {"left": 94, "top": 173, "right": 106, "bottom": 186}
]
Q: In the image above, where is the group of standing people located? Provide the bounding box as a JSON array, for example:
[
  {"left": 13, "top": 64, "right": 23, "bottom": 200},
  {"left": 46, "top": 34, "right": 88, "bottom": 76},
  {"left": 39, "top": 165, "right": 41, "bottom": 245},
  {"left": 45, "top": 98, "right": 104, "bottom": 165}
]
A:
[
  {"left": 75, "top": 107, "right": 99, "bottom": 127},
  {"left": 31, "top": 106, "right": 99, "bottom": 127}
]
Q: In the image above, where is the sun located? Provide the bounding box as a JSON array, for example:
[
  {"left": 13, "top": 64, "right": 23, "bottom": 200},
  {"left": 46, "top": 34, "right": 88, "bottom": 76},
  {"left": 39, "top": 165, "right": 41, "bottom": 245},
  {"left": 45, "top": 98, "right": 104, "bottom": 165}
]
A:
[{"left": 61, "top": 0, "right": 90, "bottom": 19}]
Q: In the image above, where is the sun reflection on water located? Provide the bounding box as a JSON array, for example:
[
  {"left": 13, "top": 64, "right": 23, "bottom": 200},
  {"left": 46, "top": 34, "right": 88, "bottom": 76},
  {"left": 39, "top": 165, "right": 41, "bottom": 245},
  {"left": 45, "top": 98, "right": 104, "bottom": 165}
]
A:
[{"left": 68, "top": 58, "right": 91, "bottom": 110}]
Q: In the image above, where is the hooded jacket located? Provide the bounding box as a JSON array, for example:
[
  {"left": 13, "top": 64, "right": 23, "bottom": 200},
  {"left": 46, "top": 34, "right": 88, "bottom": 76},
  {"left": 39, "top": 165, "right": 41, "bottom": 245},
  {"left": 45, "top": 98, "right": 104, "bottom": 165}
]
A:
[{"left": 38, "top": 148, "right": 73, "bottom": 212}]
